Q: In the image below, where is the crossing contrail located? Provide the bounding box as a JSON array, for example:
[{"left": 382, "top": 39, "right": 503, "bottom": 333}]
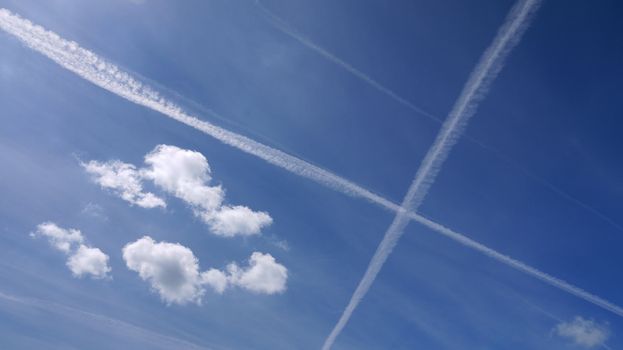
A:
[
  {"left": 254, "top": 0, "right": 442, "bottom": 124},
  {"left": 322, "top": 0, "right": 543, "bottom": 348},
  {"left": 1, "top": 6, "right": 621, "bottom": 333},
  {"left": 255, "top": 1, "right": 623, "bottom": 236}
]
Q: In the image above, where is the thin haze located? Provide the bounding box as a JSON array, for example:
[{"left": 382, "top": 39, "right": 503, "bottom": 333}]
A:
[
  {"left": 0, "top": 291, "right": 209, "bottom": 349},
  {"left": 1, "top": 6, "right": 621, "bottom": 328},
  {"left": 322, "top": 0, "right": 543, "bottom": 348}
]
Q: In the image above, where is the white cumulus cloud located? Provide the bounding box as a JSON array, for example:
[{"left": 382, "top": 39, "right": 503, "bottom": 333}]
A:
[
  {"left": 554, "top": 316, "right": 610, "bottom": 348},
  {"left": 86, "top": 145, "right": 272, "bottom": 237},
  {"left": 82, "top": 160, "right": 166, "bottom": 209},
  {"left": 66, "top": 245, "right": 111, "bottom": 279},
  {"left": 142, "top": 144, "right": 224, "bottom": 211},
  {"left": 122, "top": 236, "right": 207, "bottom": 305},
  {"left": 123, "top": 236, "right": 287, "bottom": 305},
  {"left": 201, "top": 268, "right": 229, "bottom": 295},
  {"left": 205, "top": 205, "right": 273, "bottom": 237},
  {"left": 32, "top": 222, "right": 111, "bottom": 279},
  {"left": 32, "top": 222, "right": 84, "bottom": 253},
  {"left": 227, "top": 252, "right": 287, "bottom": 294}
]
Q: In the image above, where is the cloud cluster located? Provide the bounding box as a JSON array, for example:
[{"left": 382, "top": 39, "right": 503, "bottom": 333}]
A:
[
  {"left": 554, "top": 316, "right": 610, "bottom": 348},
  {"left": 32, "top": 222, "right": 111, "bottom": 279},
  {"left": 84, "top": 145, "right": 272, "bottom": 237},
  {"left": 123, "top": 236, "right": 287, "bottom": 304}
]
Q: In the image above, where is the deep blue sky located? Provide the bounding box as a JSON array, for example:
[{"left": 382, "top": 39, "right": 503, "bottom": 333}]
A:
[{"left": 0, "top": 0, "right": 622, "bottom": 349}]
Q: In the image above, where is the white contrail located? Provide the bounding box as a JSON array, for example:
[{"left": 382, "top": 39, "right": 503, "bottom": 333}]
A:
[
  {"left": 322, "top": 0, "right": 542, "bottom": 348},
  {"left": 0, "top": 8, "right": 399, "bottom": 214},
  {"left": 255, "top": 0, "right": 623, "bottom": 236},
  {"left": 2, "top": 6, "right": 622, "bottom": 327},
  {"left": 0, "top": 291, "right": 210, "bottom": 349},
  {"left": 408, "top": 212, "right": 623, "bottom": 318},
  {"left": 254, "top": 0, "right": 442, "bottom": 124}
]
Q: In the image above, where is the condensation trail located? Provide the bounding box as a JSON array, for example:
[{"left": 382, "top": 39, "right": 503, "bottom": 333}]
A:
[
  {"left": 322, "top": 1, "right": 542, "bottom": 348},
  {"left": 256, "top": 0, "right": 623, "bottom": 236},
  {"left": 1, "top": 6, "right": 621, "bottom": 331},
  {"left": 0, "top": 8, "right": 398, "bottom": 214},
  {"left": 254, "top": 0, "right": 442, "bottom": 124},
  {"left": 408, "top": 212, "right": 623, "bottom": 318}
]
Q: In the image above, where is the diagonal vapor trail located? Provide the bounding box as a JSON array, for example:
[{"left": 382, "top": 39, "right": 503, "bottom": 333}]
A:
[
  {"left": 254, "top": 0, "right": 442, "bottom": 124},
  {"left": 408, "top": 213, "right": 623, "bottom": 318},
  {"left": 255, "top": 1, "right": 623, "bottom": 235},
  {"left": 1, "top": 6, "right": 622, "bottom": 330},
  {"left": 0, "top": 8, "right": 398, "bottom": 214},
  {"left": 322, "top": 0, "right": 542, "bottom": 348}
]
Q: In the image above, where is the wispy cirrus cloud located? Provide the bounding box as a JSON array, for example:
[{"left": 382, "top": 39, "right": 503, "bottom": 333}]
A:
[{"left": 0, "top": 291, "right": 210, "bottom": 349}]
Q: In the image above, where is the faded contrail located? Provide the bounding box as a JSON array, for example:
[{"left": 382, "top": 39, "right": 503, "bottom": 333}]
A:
[
  {"left": 255, "top": 1, "right": 623, "bottom": 236},
  {"left": 322, "top": 1, "right": 542, "bottom": 348},
  {"left": 0, "top": 291, "right": 210, "bottom": 349},
  {"left": 408, "top": 213, "right": 623, "bottom": 318},
  {"left": 1, "top": 6, "right": 621, "bottom": 327},
  {"left": 254, "top": 0, "right": 442, "bottom": 124}
]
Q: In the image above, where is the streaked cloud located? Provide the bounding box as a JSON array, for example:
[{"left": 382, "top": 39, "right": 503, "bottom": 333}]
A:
[{"left": 554, "top": 316, "right": 610, "bottom": 348}]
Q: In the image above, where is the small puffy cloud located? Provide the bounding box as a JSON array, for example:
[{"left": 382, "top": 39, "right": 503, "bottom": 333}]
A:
[
  {"left": 123, "top": 236, "right": 288, "bottom": 304},
  {"left": 228, "top": 252, "right": 287, "bottom": 294},
  {"left": 554, "top": 316, "right": 610, "bottom": 348},
  {"left": 142, "top": 145, "right": 223, "bottom": 211},
  {"left": 32, "top": 222, "right": 111, "bottom": 279},
  {"left": 201, "top": 269, "right": 229, "bottom": 294},
  {"left": 205, "top": 205, "right": 273, "bottom": 237},
  {"left": 83, "top": 160, "right": 166, "bottom": 209},
  {"left": 66, "top": 245, "right": 111, "bottom": 279},
  {"left": 142, "top": 145, "right": 272, "bottom": 237},
  {"left": 81, "top": 202, "right": 108, "bottom": 221},
  {"left": 122, "top": 236, "right": 208, "bottom": 305},
  {"left": 32, "top": 222, "right": 84, "bottom": 253},
  {"left": 84, "top": 145, "right": 273, "bottom": 237}
]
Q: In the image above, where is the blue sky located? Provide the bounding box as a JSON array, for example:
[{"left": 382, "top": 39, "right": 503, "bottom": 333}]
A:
[{"left": 0, "top": 0, "right": 622, "bottom": 349}]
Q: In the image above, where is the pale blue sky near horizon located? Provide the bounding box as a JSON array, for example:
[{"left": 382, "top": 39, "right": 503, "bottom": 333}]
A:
[{"left": 0, "top": 0, "right": 622, "bottom": 349}]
